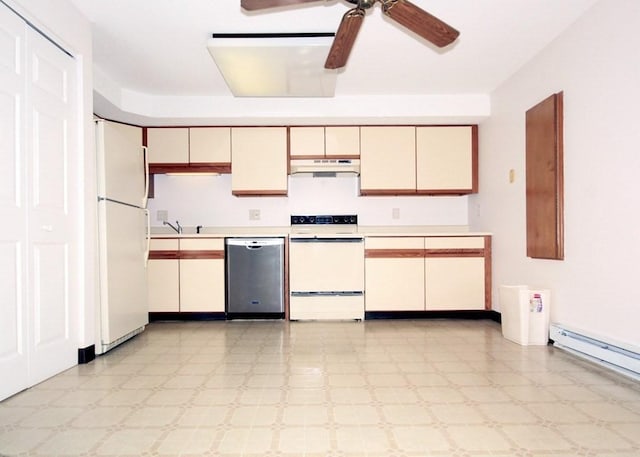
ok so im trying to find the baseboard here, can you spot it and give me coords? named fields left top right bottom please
left=78, top=345, right=95, bottom=364
left=149, top=312, right=226, bottom=322
left=365, top=310, right=501, bottom=321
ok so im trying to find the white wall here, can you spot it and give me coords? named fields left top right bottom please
left=5, top=0, right=96, bottom=348
left=470, top=0, right=640, bottom=347
left=148, top=174, right=469, bottom=229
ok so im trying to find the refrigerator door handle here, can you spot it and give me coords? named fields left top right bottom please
left=144, top=209, right=150, bottom=266
left=142, top=146, right=149, bottom=208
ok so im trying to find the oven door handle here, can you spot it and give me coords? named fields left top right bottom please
left=290, top=237, right=363, bottom=243
left=291, top=291, right=364, bottom=297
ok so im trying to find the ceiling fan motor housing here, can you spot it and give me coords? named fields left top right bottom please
left=346, top=0, right=377, bottom=9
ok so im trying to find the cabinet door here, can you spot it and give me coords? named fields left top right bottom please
left=147, top=128, right=189, bottom=164
left=425, top=258, right=485, bottom=310
left=365, top=237, right=424, bottom=311
left=179, top=238, right=225, bottom=312
left=231, top=127, right=288, bottom=195
left=325, top=126, right=360, bottom=157
left=289, top=126, right=325, bottom=158
left=147, top=259, right=179, bottom=312
left=189, top=127, right=231, bottom=164
left=416, top=126, right=475, bottom=193
left=180, top=259, right=225, bottom=312
left=360, top=126, right=416, bottom=194
left=424, top=237, right=485, bottom=310
left=148, top=239, right=179, bottom=312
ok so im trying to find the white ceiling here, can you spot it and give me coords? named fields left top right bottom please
left=69, top=0, right=598, bottom=124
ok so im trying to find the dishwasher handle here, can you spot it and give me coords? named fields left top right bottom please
left=225, top=238, right=285, bottom=248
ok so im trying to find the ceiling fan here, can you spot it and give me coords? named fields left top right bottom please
left=240, top=0, right=459, bottom=69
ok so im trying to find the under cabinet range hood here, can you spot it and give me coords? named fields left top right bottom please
left=290, top=158, right=360, bottom=177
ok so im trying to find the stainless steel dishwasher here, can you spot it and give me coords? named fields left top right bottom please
left=225, top=238, right=285, bottom=319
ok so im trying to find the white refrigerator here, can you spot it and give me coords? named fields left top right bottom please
left=95, top=119, right=150, bottom=354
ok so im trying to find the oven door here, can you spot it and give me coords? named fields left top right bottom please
left=289, top=237, right=364, bottom=320
left=289, top=237, right=364, bottom=292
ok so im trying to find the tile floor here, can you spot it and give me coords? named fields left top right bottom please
left=1, top=319, right=640, bottom=457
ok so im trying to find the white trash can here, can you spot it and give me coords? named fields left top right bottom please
left=499, top=285, right=550, bottom=345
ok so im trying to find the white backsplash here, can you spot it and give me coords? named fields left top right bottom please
left=147, top=174, right=469, bottom=228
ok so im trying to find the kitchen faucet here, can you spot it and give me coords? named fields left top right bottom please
left=163, top=220, right=182, bottom=234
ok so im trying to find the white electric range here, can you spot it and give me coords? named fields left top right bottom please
left=289, top=215, right=364, bottom=320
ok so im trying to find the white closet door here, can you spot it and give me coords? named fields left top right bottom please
left=26, top=23, right=79, bottom=385
left=0, top=5, right=80, bottom=399
left=0, top=3, right=29, bottom=401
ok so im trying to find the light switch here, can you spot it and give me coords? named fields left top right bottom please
left=392, top=208, right=400, bottom=219
left=157, top=210, right=168, bottom=222
left=509, top=169, right=515, bottom=183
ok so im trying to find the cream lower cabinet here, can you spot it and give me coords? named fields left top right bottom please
left=148, top=237, right=225, bottom=313
left=365, top=237, right=425, bottom=311
left=148, top=239, right=180, bottom=312
left=365, top=235, right=490, bottom=312
left=179, top=239, right=225, bottom=312
left=425, top=237, right=487, bottom=310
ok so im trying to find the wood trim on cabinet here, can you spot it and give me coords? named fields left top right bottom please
left=415, top=189, right=474, bottom=196
left=471, top=124, right=479, bottom=193
left=484, top=235, right=492, bottom=310
left=360, top=189, right=418, bottom=196
left=149, top=250, right=180, bottom=260
left=149, top=163, right=231, bottom=174
left=289, top=154, right=360, bottom=160
left=149, top=250, right=224, bottom=260
left=179, top=251, right=224, bottom=260
left=232, top=189, right=288, bottom=197
left=365, top=249, right=424, bottom=258
left=424, top=248, right=485, bottom=258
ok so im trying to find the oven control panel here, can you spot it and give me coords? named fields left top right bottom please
left=291, top=215, right=358, bottom=225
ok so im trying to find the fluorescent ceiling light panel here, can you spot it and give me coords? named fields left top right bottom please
left=207, top=33, right=337, bottom=97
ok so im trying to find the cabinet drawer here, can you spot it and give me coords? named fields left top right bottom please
left=365, top=237, right=424, bottom=249
left=425, top=237, right=485, bottom=249
left=150, top=238, right=179, bottom=250
left=180, top=238, right=224, bottom=251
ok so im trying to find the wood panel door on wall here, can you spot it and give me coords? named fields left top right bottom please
left=526, top=92, right=564, bottom=260
left=0, top=5, right=80, bottom=400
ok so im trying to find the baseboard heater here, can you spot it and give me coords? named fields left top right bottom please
left=550, top=323, right=640, bottom=380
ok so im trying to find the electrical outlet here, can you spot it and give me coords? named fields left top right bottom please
left=157, top=210, right=168, bottom=222
left=249, top=209, right=260, bottom=221
left=392, top=208, right=400, bottom=220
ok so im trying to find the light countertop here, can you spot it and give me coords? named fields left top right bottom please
left=150, top=225, right=491, bottom=238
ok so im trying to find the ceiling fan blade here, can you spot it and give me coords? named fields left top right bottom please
left=241, top=0, right=324, bottom=11
left=324, top=8, right=365, bottom=69
left=381, top=0, right=459, bottom=47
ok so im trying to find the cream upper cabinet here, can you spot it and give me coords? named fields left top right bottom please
left=365, top=237, right=425, bottom=311
left=179, top=238, right=225, bottom=313
left=147, top=128, right=189, bottom=164
left=231, top=127, right=288, bottom=196
left=360, top=126, right=416, bottom=194
left=425, top=237, right=486, bottom=311
left=289, top=127, right=325, bottom=157
left=189, top=127, right=231, bottom=164
left=325, top=126, right=360, bottom=157
left=416, top=126, right=476, bottom=193
left=290, top=126, right=360, bottom=158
